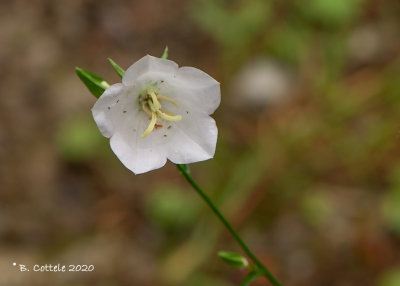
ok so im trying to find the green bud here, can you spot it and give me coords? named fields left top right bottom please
left=218, top=251, right=249, bottom=268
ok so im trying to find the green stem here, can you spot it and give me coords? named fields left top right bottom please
left=176, top=164, right=281, bottom=286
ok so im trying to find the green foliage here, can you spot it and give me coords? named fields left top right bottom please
left=56, top=115, right=105, bottom=162
left=382, top=166, right=400, bottom=235
left=268, top=23, right=310, bottom=65
left=379, top=268, right=400, bottom=286
left=188, top=273, right=231, bottom=286
left=146, top=185, right=200, bottom=229
left=192, top=0, right=270, bottom=48
left=75, top=67, right=109, bottom=98
left=301, top=192, right=333, bottom=227
left=297, top=0, right=366, bottom=26
left=217, top=251, right=249, bottom=268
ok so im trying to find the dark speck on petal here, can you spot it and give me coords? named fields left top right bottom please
left=107, top=106, right=110, bottom=110
left=123, top=110, right=127, bottom=113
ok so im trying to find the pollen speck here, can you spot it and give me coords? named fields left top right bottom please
left=155, top=124, right=163, bottom=130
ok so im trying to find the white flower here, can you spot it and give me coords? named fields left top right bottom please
left=92, top=55, right=221, bottom=174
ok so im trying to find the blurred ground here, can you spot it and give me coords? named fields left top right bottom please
left=1, top=0, right=400, bottom=285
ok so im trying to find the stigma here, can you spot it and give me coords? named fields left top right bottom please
left=140, top=89, right=182, bottom=138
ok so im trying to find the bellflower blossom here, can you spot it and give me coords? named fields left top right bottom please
left=92, top=55, right=221, bottom=174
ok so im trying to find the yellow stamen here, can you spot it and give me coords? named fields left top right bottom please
left=156, top=110, right=182, bottom=121
left=141, top=112, right=157, bottom=138
left=142, top=104, right=152, bottom=117
left=157, top=95, right=179, bottom=107
left=139, top=89, right=182, bottom=138
left=148, top=90, right=161, bottom=110
left=148, top=100, right=159, bottom=112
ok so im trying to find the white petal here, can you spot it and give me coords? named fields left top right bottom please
left=165, top=111, right=218, bottom=164
left=91, top=83, right=125, bottom=138
left=109, top=113, right=169, bottom=174
left=176, top=66, right=221, bottom=115
left=122, top=55, right=178, bottom=86
left=110, top=133, right=167, bottom=175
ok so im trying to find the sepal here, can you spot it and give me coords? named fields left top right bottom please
left=108, top=58, right=125, bottom=78
left=161, top=46, right=169, bottom=59
left=75, top=67, right=109, bottom=98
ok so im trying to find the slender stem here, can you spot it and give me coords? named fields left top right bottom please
left=176, top=164, right=282, bottom=286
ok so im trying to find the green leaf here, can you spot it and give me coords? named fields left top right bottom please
left=239, top=270, right=263, bottom=286
left=108, top=58, right=125, bottom=78
left=75, top=67, right=109, bottom=98
left=161, top=46, right=169, bottom=59
left=218, top=251, right=249, bottom=268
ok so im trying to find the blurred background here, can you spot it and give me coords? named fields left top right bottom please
left=1, top=0, right=400, bottom=285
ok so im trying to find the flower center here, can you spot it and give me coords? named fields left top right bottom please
left=140, top=89, right=182, bottom=138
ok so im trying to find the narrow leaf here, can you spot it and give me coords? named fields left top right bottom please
left=218, top=251, right=249, bottom=268
left=161, top=46, right=169, bottom=59
left=75, top=67, right=109, bottom=98
left=108, top=58, right=125, bottom=78
left=239, top=270, right=263, bottom=286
